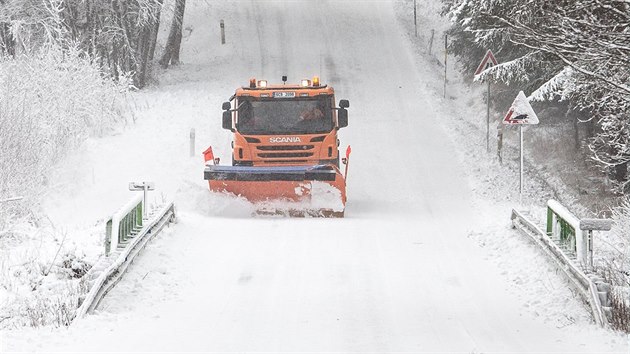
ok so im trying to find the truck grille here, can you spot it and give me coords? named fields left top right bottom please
left=263, top=160, right=308, bottom=164
left=256, top=145, right=314, bottom=151
left=255, top=144, right=316, bottom=163
left=258, top=152, right=314, bottom=158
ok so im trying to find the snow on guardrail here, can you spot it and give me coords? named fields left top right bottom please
left=510, top=209, right=609, bottom=328
left=73, top=201, right=176, bottom=323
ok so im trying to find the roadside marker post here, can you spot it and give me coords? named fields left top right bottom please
left=220, top=20, right=225, bottom=44
left=474, top=49, right=499, bottom=152
left=502, top=91, right=539, bottom=195
left=413, top=0, right=417, bottom=37
left=190, top=128, right=196, bottom=157
left=443, top=35, right=448, bottom=98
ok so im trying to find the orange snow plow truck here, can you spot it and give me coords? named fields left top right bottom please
left=203, top=76, right=351, bottom=217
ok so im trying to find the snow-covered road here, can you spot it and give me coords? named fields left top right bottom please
left=3, top=0, right=627, bottom=352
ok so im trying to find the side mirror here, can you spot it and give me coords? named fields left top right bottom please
left=338, top=108, right=348, bottom=128
left=222, top=101, right=231, bottom=110
left=222, top=111, right=233, bottom=130
left=339, top=99, right=349, bottom=109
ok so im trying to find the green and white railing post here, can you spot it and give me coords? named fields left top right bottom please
left=546, top=200, right=612, bottom=271
left=105, top=195, right=143, bottom=256
left=104, top=182, right=156, bottom=255
left=546, top=200, right=586, bottom=267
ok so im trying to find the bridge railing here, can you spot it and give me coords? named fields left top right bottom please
left=511, top=206, right=610, bottom=328
left=75, top=198, right=176, bottom=323
left=105, top=195, right=143, bottom=255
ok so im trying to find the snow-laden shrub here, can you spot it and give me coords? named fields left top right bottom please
left=0, top=47, right=128, bottom=221
left=608, top=286, right=629, bottom=332
left=600, top=200, right=630, bottom=331
left=0, top=46, right=129, bottom=329
left=5, top=280, right=86, bottom=328
left=0, top=240, right=92, bottom=329
left=605, top=201, right=630, bottom=288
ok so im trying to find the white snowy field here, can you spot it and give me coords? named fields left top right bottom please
left=2, top=0, right=629, bottom=352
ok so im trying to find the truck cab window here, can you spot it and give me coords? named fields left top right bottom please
left=236, top=96, right=333, bottom=135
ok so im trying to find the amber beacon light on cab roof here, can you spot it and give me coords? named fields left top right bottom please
left=203, top=76, right=351, bottom=217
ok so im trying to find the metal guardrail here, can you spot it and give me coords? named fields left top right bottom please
left=73, top=202, right=176, bottom=323
left=511, top=209, right=608, bottom=328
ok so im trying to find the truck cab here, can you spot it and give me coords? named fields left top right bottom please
left=222, top=77, right=349, bottom=167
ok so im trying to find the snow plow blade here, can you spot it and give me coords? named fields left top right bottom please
left=204, top=164, right=346, bottom=217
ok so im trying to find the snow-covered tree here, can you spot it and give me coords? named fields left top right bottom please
left=159, top=0, right=185, bottom=68
left=442, top=0, right=565, bottom=95
left=0, top=0, right=66, bottom=53
left=0, top=0, right=165, bottom=88
left=59, top=0, right=164, bottom=88
left=443, top=0, right=630, bottom=189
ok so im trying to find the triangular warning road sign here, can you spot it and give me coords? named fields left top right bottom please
left=503, top=91, right=539, bottom=125
left=474, top=49, right=498, bottom=76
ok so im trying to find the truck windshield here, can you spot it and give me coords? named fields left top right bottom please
left=236, top=96, right=334, bottom=135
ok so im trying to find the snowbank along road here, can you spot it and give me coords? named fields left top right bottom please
left=2, top=0, right=627, bottom=352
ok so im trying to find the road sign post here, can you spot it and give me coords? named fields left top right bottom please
left=487, top=79, right=491, bottom=151
left=497, top=124, right=503, bottom=164
left=129, top=182, right=155, bottom=219
left=579, top=218, right=612, bottom=271
left=520, top=125, right=524, bottom=193
left=502, top=91, right=539, bottom=195
left=474, top=49, right=499, bottom=153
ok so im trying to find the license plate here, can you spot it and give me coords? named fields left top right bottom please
left=273, top=91, right=295, bottom=98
